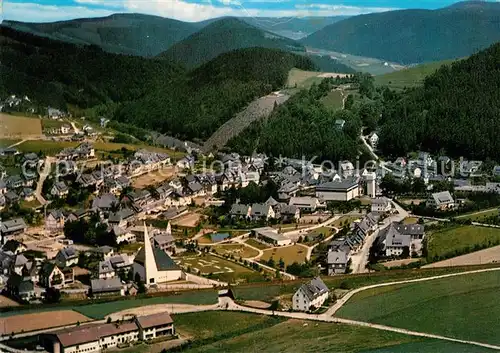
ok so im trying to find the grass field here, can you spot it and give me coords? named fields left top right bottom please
left=0, top=139, right=20, bottom=148
left=180, top=318, right=428, bottom=353
left=336, top=270, right=500, bottom=345
left=41, top=119, right=66, bottom=131
left=333, top=215, right=360, bottom=227
left=365, top=340, right=495, bottom=353
left=0, top=113, right=42, bottom=137
left=287, top=68, right=348, bottom=89
left=456, top=208, right=499, bottom=222
left=245, top=239, right=271, bottom=250
left=320, top=90, right=344, bottom=110
left=402, top=217, right=419, bottom=224
left=16, top=140, right=78, bottom=154
left=212, top=244, right=259, bottom=259
left=426, top=225, right=500, bottom=261
left=260, top=245, right=307, bottom=266
left=176, top=253, right=262, bottom=283
left=374, top=59, right=456, bottom=89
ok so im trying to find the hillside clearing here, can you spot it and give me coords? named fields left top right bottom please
left=287, top=68, right=348, bottom=89
left=320, top=90, right=344, bottom=110
left=336, top=270, right=500, bottom=345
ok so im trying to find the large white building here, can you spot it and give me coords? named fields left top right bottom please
left=251, top=227, right=291, bottom=247
left=292, top=277, right=329, bottom=312
left=133, top=224, right=184, bottom=286
left=44, top=313, right=174, bottom=353
left=315, top=177, right=361, bottom=201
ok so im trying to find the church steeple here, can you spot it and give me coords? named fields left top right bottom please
left=166, top=222, right=172, bottom=236
left=143, top=223, right=157, bottom=286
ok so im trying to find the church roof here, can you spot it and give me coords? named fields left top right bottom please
left=134, top=247, right=179, bottom=271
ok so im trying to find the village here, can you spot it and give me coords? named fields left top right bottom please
left=2, top=104, right=500, bottom=352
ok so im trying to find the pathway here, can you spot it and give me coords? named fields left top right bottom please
left=70, top=121, right=81, bottom=134
left=305, top=228, right=339, bottom=261
left=7, top=139, right=27, bottom=148
left=34, top=156, right=54, bottom=205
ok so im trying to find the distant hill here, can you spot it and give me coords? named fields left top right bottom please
left=158, top=17, right=306, bottom=68
left=0, top=25, right=182, bottom=108
left=3, top=13, right=202, bottom=57
left=378, top=41, right=500, bottom=161
left=242, top=16, right=348, bottom=39
left=301, top=1, right=500, bottom=64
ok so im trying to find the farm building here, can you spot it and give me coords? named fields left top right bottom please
left=251, top=227, right=291, bottom=246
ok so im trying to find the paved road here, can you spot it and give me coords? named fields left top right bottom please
left=34, top=156, right=55, bottom=205
left=350, top=200, right=409, bottom=274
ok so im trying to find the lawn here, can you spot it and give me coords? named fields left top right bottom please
left=426, top=225, right=500, bottom=261
left=175, top=253, right=264, bottom=284
left=180, top=318, right=428, bottom=353
left=336, top=270, right=500, bottom=345
left=118, top=242, right=143, bottom=254
left=260, top=245, right=307, bottom=266
left=332, top=215, right=360, bottom=227
left=0, top=139, right=20, bottom=148
left=320, top=90, right=344, bottom=110
left=374, top=59, right=456, bottom=90
left=211, top=244, right=259, bottom=259
left=365, top=339, right=495, bottom=353
left=402, top=217, right=418, bottom=224
left=20, top=199, right=42, bottom=209
left=245, top=239, right=271, bottom=250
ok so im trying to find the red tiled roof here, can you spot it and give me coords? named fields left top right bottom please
left=55, top=322, right=137, bottom=347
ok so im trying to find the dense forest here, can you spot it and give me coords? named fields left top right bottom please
left=301, top=1, right=500, bottom=64
left=227, top=77, right=363, bottom=162
left=377, top=41, right=500, bottom=161
left=0, top=25, right=182, bottom=108
left=116, top=48, right=316, bottom=140
left=158, top=18, right=306, bottom=69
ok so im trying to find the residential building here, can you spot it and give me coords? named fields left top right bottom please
left=251, top=227, right=291, bottom=246
left=335, top=119, right=345, bottom=130
left=427, top=191, right=455, bottom=210
left=368, top=132, right=379, bottom=147
left=1, top=218, right=27, bottom=242
left=379, top=223, right=426, bottom=257
left=292, top=277, right=329, bottom=312
left=230, top=204, right=251, bottom=219
left=327, top=244, right=351, bottom=275
left=315, top=178, right=361, bottom=201
left=152, top=233, right=175, bottom=255
left=40, top=262, right=65, bottom=288
left=133, top=225, right=183, bottom=286
left=275, top=204, right=300, bottom=222
left=371, top=197, right=392, bottom=213
left=20, top=188, right=34, bottom=201
left=55, top=247, right=79, bottom=268
left=98, top=260, right=116, bottom=279
left=113, top=226, right=137, bottom=244
left=4, top=190, right=19, bottom=204
left=45, top=209, right=68, bottom=232
left=108, top=208, right=135, bottom=228
left=340, top=161, right=355, bottom=178
left=3, top=239, right=27, bottom=254
left=289, top=197, right=325, bottom=212
left=92, top=193, right=119, bottom=213
left=51, top=181, right=69, bottom=198
left=250, top=203, right=275, bottom=221
left=90, top=278, right=124, bottom=297
left=136, top=312, right=175, bottom=340
left=6, top=274, right=35, bottom=302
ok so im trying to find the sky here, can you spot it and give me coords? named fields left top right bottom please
left=0, top=0, right=491, bottom=23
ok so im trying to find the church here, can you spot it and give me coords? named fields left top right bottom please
left=133, top=224, right=184, bottom=286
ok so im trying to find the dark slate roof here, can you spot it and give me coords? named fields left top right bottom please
left=135, top=247, right=180, bottom=271
left=40, top=262, right=58, bottom=277
left=59, top=247, right=77, bottom=260
left=298, top=277, right=329, bottom=301
left=316, top=177, right=359, bottom=192
left=1, top=218, right=27, bottom=233
left=91, top=278, right=122, bottom=293
left=230, top=204, right=249, bottom=215
left=108, top=208, right=135, bottom=223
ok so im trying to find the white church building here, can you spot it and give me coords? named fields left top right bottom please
left=133, top=224, right=184, bottom=286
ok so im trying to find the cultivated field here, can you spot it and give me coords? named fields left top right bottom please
left=179, top=318, right=428, bottom=353
left=0, top=113, right=42, bottom=138
left=426, top=225, right=500, bottom=261
left=0, top=310, right=90, bottom=334
left=260, top=244, right=307, bottom=266
left=456, top=208, right=499, bottom=222
left=374, top=59, right=456, bottom=89
left=212, top=244, right=259, bottom=259
left=336, top=270, right=500, bottom=345
left=171, top=212, right=204, bottom=227
left=132, top=167, right=175, bottom=188
left=16, top=140, right=78, bottom=155
left=424, top=244, right=500, bottom=268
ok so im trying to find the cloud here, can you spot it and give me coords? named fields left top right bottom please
left=2, top=2, right=115, bottom=22
left=295, top=3, right=397, bottom=15
left=73, top=0, right=125, bottom=8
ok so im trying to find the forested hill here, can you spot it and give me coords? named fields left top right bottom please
left=0, top=25, right=183, bottom=108
left=301, top=1, right=500, bottom=64
left=3, top=14, right=202, bottom=57
left=158, top=17, right=306, bottom=68
left=116, top=48, right=316, bottom=140
left=378, top=41, right=500, bottom=161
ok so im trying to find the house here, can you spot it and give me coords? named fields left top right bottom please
left=327, top=244, right=351, bottom=275
left=368, top=132, right=379, bottom=147
left=109, top=254, right=134, bottom=273
left=1, top=218, right=27, bottom=242
left=51, top=181, right=69, bottom=198
left=23, top=152, right=40, bottom=168
left=98, top=260, right=116, bottom=279
left=6, top=274, right=35, bottom=302
left=250, top=203, right=275, bottom=221
left=67, top=209, right=88, bottom=222
left=276, top=204, right=300, bottom=222
left=44, top=313, right=175, bottom=353
left=55, top=247, right=79, bottom=268
left=292, top=277, right=329, bottom=312
left=335, top=119, right=345, bottom=130
left=371, top=197, right=392, bottom=213
left=0, top=179, right=7, bottom=194
left=77, top=173, right=97, bottom=187
left=176, top=155, right=195, bottom=170
left=60, top=124, right=71, bottom=134
left=251, top=227, right=291, bottom=246
left=90, top=278, right=124, bottom=297
left=4, top=190, right=19, bottom=204
left=0, top=194, right=5, bottom=210
left=20, top=187, right=34, bottom=201
left=108, top=208, right=135, bottom=228
left=12, top=254, right=29, bottom=275
left=92, top=193, right=119, bottom=213
left=133, top=225, right=183, bottom=286
left=3, top=239, right=27, bottom=254
left=289, top=197, right=325, bottom=212
left=379, top=223, right=425, bottom=257
left=113, top=226, right=137, bottom=244
left=427, top=191, right=454, bottom=210
left=316, top=177, right=361, bottom=201
left=45, top=209, right=68, bottom=232
left=6, top=174, right=23, bottom=189
left=340, top=161, right=355, bottom=178
left=40, top=262, right=65, bottom=288
left=152, top=233, right=175, bottom=255
left=96, top=246, right=114, bottom=259
left=352, top=213, right=380, bottom=248
left=230, top=204, right=251, bottom=219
